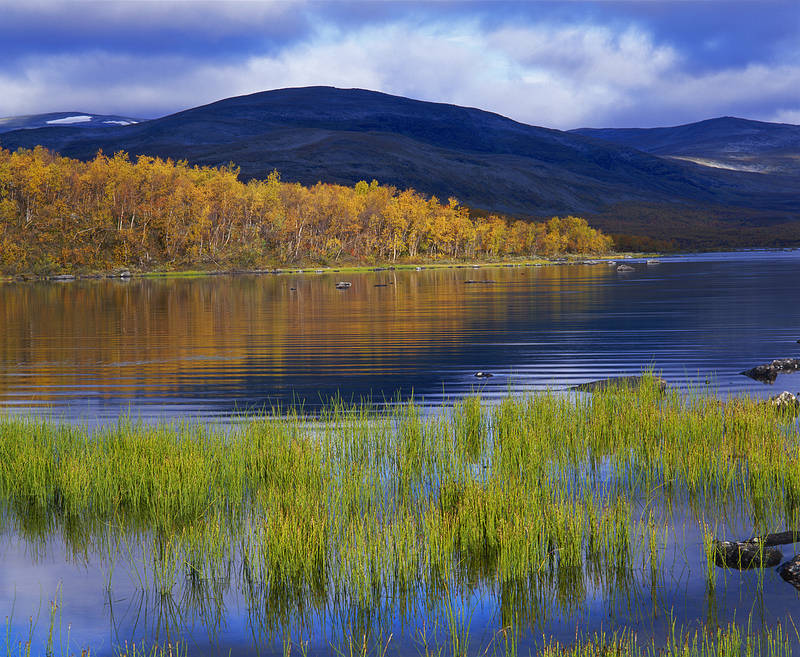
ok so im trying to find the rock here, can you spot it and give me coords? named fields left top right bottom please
left=474, top=372, right=494, bottom=378
left=49, top=274, right=75, bottom=281
left=778, top=555, right=800, bottom=589
left=335, top=281, right=352, bottom=289
left=713, top=540, right=783, bottom=569
left=741, top=358, right=800, bottom=384
left=769, top=390, right=799, bottom=406
left=767, top=391, right=800, bottom=415
left=646, top=259, right=660, bottom=265
left=573, top=375, right=668, bottom=393
left=616, top=264, right=635, bottom=272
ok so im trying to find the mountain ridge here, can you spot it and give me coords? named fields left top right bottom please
left=571, top=116, right=800, bottom=175
left=1, top=87, right=797, bottom=232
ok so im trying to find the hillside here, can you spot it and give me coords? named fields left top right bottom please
left=572, top=117, right=800, bottom=176
left=0, top=88, right=798, bottom=246
left=0, top=112, right=142, bottom=133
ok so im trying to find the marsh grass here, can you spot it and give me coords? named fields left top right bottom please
left=1, top=374, right=799, bottom=655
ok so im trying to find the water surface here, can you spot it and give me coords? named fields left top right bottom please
left=2, top=251, right=800, bottom=656
left=1, top=250, right=799, bottom=422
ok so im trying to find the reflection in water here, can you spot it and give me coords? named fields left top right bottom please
left=2, top=251, right=800, bottom=422
left=2, top=251, right=800, bottom=655
left=2, top=507, right=798, bottom=657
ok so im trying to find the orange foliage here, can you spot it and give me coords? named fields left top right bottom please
left=0, top=147, right=613, bottom=273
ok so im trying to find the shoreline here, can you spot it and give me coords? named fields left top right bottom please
left=0, top=253, right=659, bottom=284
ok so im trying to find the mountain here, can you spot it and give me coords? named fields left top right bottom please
left=0, top=112, right=142, bottom=134
left=0, top=88, right=797, bottom=245
left=572, top=117, right=800, bottom=176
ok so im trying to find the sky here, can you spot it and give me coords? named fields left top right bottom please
left=1, top=0, right=798, bottom=129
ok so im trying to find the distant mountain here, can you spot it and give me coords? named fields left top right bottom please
left=572, top=117, right=800, bottom=176
left=0, top=88, right=797, bottom=240
left=0, top=112, right=142, bottom=134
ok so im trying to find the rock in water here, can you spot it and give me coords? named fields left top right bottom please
left=474, top=372, right=494, bottom=378
left=335, top=281, right=352, bottom=289
left=714, top=540, right=783, bottom=569
left=741, top=358, right=800, bottom=384
left=616, top=264, right=635, bottom=272
left=778, top=555, right=800, bottom=589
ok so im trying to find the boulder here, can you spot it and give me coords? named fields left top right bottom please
left=616, top=264, right=635, bottom=272
left=767, top=391, right=800, bottom=414
left=741, top=358, right=800, bottom=384
left=713, top=540, right=783, bottom=569
left=335, top=281, right=352, bottom=289
left=778, top=555, right=800, bottom=589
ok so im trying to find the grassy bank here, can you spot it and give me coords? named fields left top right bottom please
left=1, top=377, right=798, bottom=654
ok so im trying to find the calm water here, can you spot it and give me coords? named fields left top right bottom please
left=2, top=250, right=800, bottom=656
left=1, top=250, right=799, bottom=422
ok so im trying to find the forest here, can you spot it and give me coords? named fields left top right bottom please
left=0, top=147, right=613, bottom=274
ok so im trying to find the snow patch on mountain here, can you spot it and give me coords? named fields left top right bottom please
left=46, top=115, right=93, bottom=125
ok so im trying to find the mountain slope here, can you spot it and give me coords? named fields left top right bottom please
left=0, top=112, right=142, bottom=133
left=572, top=117, right=800, bottom=175
left=0, top=88, right=797, bottom=220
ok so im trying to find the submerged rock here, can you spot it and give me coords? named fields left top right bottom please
left=741, top=358, right=800, bottom=384
left=778, top=555, right=800, bottom=589
left=573, top=375, right=667, bottom=393
left=714, top=540, right=783, bottom=569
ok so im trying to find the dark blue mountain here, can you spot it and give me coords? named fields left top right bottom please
left=1, top=88, right=797, bottom=220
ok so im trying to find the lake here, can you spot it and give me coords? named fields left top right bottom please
left=1, top=250, right=800, bottom=657
left=1, top=250, right=799, bottom=423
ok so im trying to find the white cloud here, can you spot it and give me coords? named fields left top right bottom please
left=0, top=18, right=797, bottom=129
left=770, top=109, right=800, bottom=125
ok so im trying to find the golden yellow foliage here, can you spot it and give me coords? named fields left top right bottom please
left=0, top=148, right=613, bottom=273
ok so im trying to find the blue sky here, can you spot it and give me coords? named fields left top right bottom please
left=1, top=1, right=798, bottom=128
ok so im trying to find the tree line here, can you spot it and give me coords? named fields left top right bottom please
left=0, top=147, right=613, bottom=273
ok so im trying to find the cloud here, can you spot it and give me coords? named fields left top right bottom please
left=0, top=2, right=797, bottom=128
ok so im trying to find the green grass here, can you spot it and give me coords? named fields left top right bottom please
left=1, top=375, right=798, bottom=655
